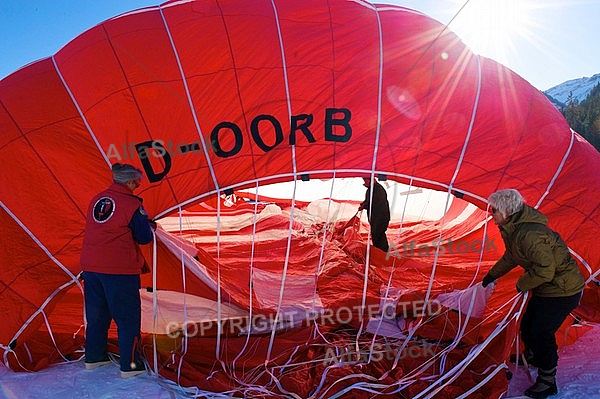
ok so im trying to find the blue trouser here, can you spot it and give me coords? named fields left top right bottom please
left=520, top=292, right=581, bottom=370
left=83, top=271, right=142, bottom=371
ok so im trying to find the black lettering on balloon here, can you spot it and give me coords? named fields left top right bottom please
left=325, top=108, right=352, bottom=142
left=251, top=114, right=284, bottom=152
left=135, top=140, right=172, bottom=183
left=211, top=122, right=243, bottom=158
left=289, top=114, right=316, bottom=145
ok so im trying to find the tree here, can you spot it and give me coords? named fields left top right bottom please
left=561, top=84, right=600, bottom=152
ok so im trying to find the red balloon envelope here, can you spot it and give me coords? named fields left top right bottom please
left=1, top=0, right=599, bottom=397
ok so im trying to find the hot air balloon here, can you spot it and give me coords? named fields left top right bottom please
left=1, top=0, right=598, bottom=397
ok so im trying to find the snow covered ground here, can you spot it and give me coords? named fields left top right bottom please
left=504, top=324, right=600, bottom=399
left=1, top=325, right=599, bottom=399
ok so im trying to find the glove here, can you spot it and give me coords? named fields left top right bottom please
left=482, top=274, right=495, bottom=288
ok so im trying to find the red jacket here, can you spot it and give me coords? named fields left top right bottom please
left=81, top=183, right=150, bottom=274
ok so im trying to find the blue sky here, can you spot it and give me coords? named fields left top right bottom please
left=1, top=0, right=599, bottom=90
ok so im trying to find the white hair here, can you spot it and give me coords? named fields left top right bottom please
left=488, top=189, right=525, bottom=218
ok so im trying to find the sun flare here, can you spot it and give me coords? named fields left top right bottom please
left=450, top=0, right=534, bottom=62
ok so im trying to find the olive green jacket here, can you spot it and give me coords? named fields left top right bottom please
left=487, top=205, right=585, bottom=297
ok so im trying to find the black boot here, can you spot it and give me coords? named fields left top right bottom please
left=524, top=367, right=558, bottom=399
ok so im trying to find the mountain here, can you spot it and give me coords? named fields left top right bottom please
left=544, top=73, right=600, bottom=108
left=543, top=74, right=600, bottom=151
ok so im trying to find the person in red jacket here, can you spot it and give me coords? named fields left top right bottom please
left=80, top=163, right=154, bottom=378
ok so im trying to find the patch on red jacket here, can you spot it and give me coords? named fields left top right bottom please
left=93, top=197, right=115, bottom=223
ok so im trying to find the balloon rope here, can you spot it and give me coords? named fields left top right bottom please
left=356, top=1, right=385, bottom=353
left=174, top=205, right=191, bottom=381
left=151, top=226, right=159, bottom=376
left=413, top=292, right=527, bottom=398
left=230, top=181, right=260, bottom=376
left=51, top=55, right=111, bottom=167
left=265, top=0, right=302, bottom=366
left=535, top=128, right=574, bottom=209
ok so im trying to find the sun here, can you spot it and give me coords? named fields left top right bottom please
left=450, top=0, right=535, bottom=63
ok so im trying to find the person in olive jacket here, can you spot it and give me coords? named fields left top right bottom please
left=481, top=189, right=585, bottom=399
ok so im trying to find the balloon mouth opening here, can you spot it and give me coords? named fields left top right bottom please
left=157, top=176, right=480, bottom=226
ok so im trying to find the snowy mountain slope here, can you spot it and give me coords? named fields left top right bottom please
left=544, top=73, right=600, bottom=108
